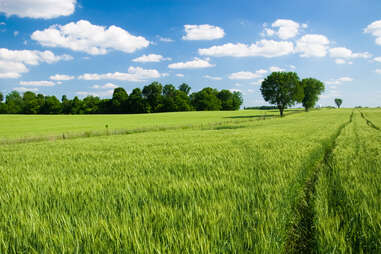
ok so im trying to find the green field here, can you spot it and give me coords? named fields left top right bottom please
left=0, top=109, right=380, bottom=253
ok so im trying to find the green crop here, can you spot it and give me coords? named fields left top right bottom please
left=0, top=109, right=379, bottom=253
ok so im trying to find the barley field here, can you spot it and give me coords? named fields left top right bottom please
left=0, top=109, right=380, bottom=253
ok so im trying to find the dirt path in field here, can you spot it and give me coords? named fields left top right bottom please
left=284, top=112, right=353, bottom=254
left=359, top=111, right=380, bottom=131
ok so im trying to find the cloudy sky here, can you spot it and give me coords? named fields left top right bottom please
left=0, top=0, right=381, bottom=107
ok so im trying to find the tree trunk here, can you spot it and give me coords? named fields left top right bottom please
left=278, top=106, right=284, bottom=117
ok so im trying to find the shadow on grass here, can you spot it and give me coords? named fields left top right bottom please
left=225, top=114, right=278, bottom=119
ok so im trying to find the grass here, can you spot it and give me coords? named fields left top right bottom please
left=0, top=108, right=379, bottom=253
left=0, top=109, right=299, bottom=139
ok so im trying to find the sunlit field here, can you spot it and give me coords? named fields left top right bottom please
left=0, top=109, right=379, bottom=253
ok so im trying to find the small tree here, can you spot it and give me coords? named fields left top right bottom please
left=260, top=72, right=303, bottom=117
left=334, top=98, right=343, bottom=108
left=301, top=78, right=325, bottom=111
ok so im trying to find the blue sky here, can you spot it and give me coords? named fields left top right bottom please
left=0, top=0, right=381, bottom=107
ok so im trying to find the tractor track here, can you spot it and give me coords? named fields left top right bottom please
left=360, top=111, right=380, bottom=131
left=285, top=111, right=353, bottom=254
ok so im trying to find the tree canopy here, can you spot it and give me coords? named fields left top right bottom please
left=260, top=72, right=304, bottom=117
left=0, top=82, right=243, bottom=114
left=301, top=78, right=325, bottom=111
left=334, top=98, right=343, bottom=108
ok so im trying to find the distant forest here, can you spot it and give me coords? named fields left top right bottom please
left=0, top=82, right=243, bottom=114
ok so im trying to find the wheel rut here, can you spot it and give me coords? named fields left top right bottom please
left=360, top=111, right=380, bottom=131
left=284, top=112, right=353, bottom=254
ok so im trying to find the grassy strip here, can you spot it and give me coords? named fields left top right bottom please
left=0, top=111, right=306, bottom=145
left=284, top=112, right=353, bottom=253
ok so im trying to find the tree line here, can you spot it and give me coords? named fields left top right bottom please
left=0, top=82, right=243, bottom=114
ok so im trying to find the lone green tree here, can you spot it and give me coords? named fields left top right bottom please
left=301, top=78, right=325, bottom=111
left=260, top=72, right=303, bottom=117
left=334, top=98, right=343, bottom=108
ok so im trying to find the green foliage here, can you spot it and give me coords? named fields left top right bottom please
left=191, top=87, right=222, bottom=111
left=178, top=83, right=191, bottom=95
left=301, top=78, right=325, bottom=111
left=5, top=91, right=23, bottom=114
left=0, top=83, right=243, bottom=115
left=335, top=98, right=343, bottom=108
left=112, top=87, right=128, bottom=113
left=260, top=72, right=303, bottom=117
left=143, top=81, right=163, bottom=112
left=0, top=92, right=3, bottom=102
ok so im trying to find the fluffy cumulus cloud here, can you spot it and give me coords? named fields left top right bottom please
left=132, top=54, right=171, bottom=63
left=295, top=34, right=330, bottom=57
left=0, top=48, right=72, bottom=79
left=78, top=67, right=162, bottom=82
left=182, top=24, right=225, bottom=40
left=374, top=57, right=381, bottom=62
left=364, top=20, right=381, bottom=45
left=325, top=77, right=353, bottom=85
left=92, top=83, right=118, bottom=89
left=264, top=19, right=304, bottom=40
left=269, top=66, right=285, bottom=72
left=31, top=20, right=150, bottom=55
left=329, top=47, right=371, bottom=64
left=14, top=87, right=39, bottom=92
left=49, top=74, right=74, bottom=81
left=204, top=75, right=222, bottom=80
left=229, top=69, right=267, bottom=80
left=19, top=80, right=56, bottom=87
left=0, top=0, right=76, bottom=19
left=168, top=58, right=214, bottom=69
left=199, top=40, right=294, bottom=58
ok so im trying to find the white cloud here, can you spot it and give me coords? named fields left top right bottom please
left=31, top=20, right=149, bottom=55
left=229, top=69, right=267, bottom=80
left=19, top=80, right=55, bottom=87
left=92, top=83, right=117, bottom=89
left=270, top=19, right=301, bottom=40
left=0, top=48, right=72, bottom=65
left=376, top=69, right=381, bottom=74
left=158, top=36, right=173, bottom=42
left=182, top=24, right=225, bottom=40
left=364, top=20, right=381, bottom=45
left=295, top=34, right=330, bottom=57
left=0, top=60, right=28, bottom=78
left=49, top=74, right=74, bottom=81
left=76, top=89, right=114, bottom=97
left=289, top=64, right=296, bottom=69
left=13, top=31, right=19, bottom=36
left=78, top=66, right=162, bottom=82
left=0, top=0, right=76, bottom=19
left=14, top=87, right=39, bottom=92
left=0, top=48, right=72, bottom=79
left=204, top=75, right=222, bottom=80
left=335, top=59, right=346, bottom=64
left=325, top=77, right=353, bottom=85
left=199, top=40, right=294, bottom=58
left=269, top=66, right=284, bottom=72
left=329, top=47, right=371, bottom=60
left=132, top=54, right=171, bottom=63
left=176, top=73, right=184, bottom=77
left=168, top=57, right=214, bottom=69
left=374, top=57, right=381, bottom=62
